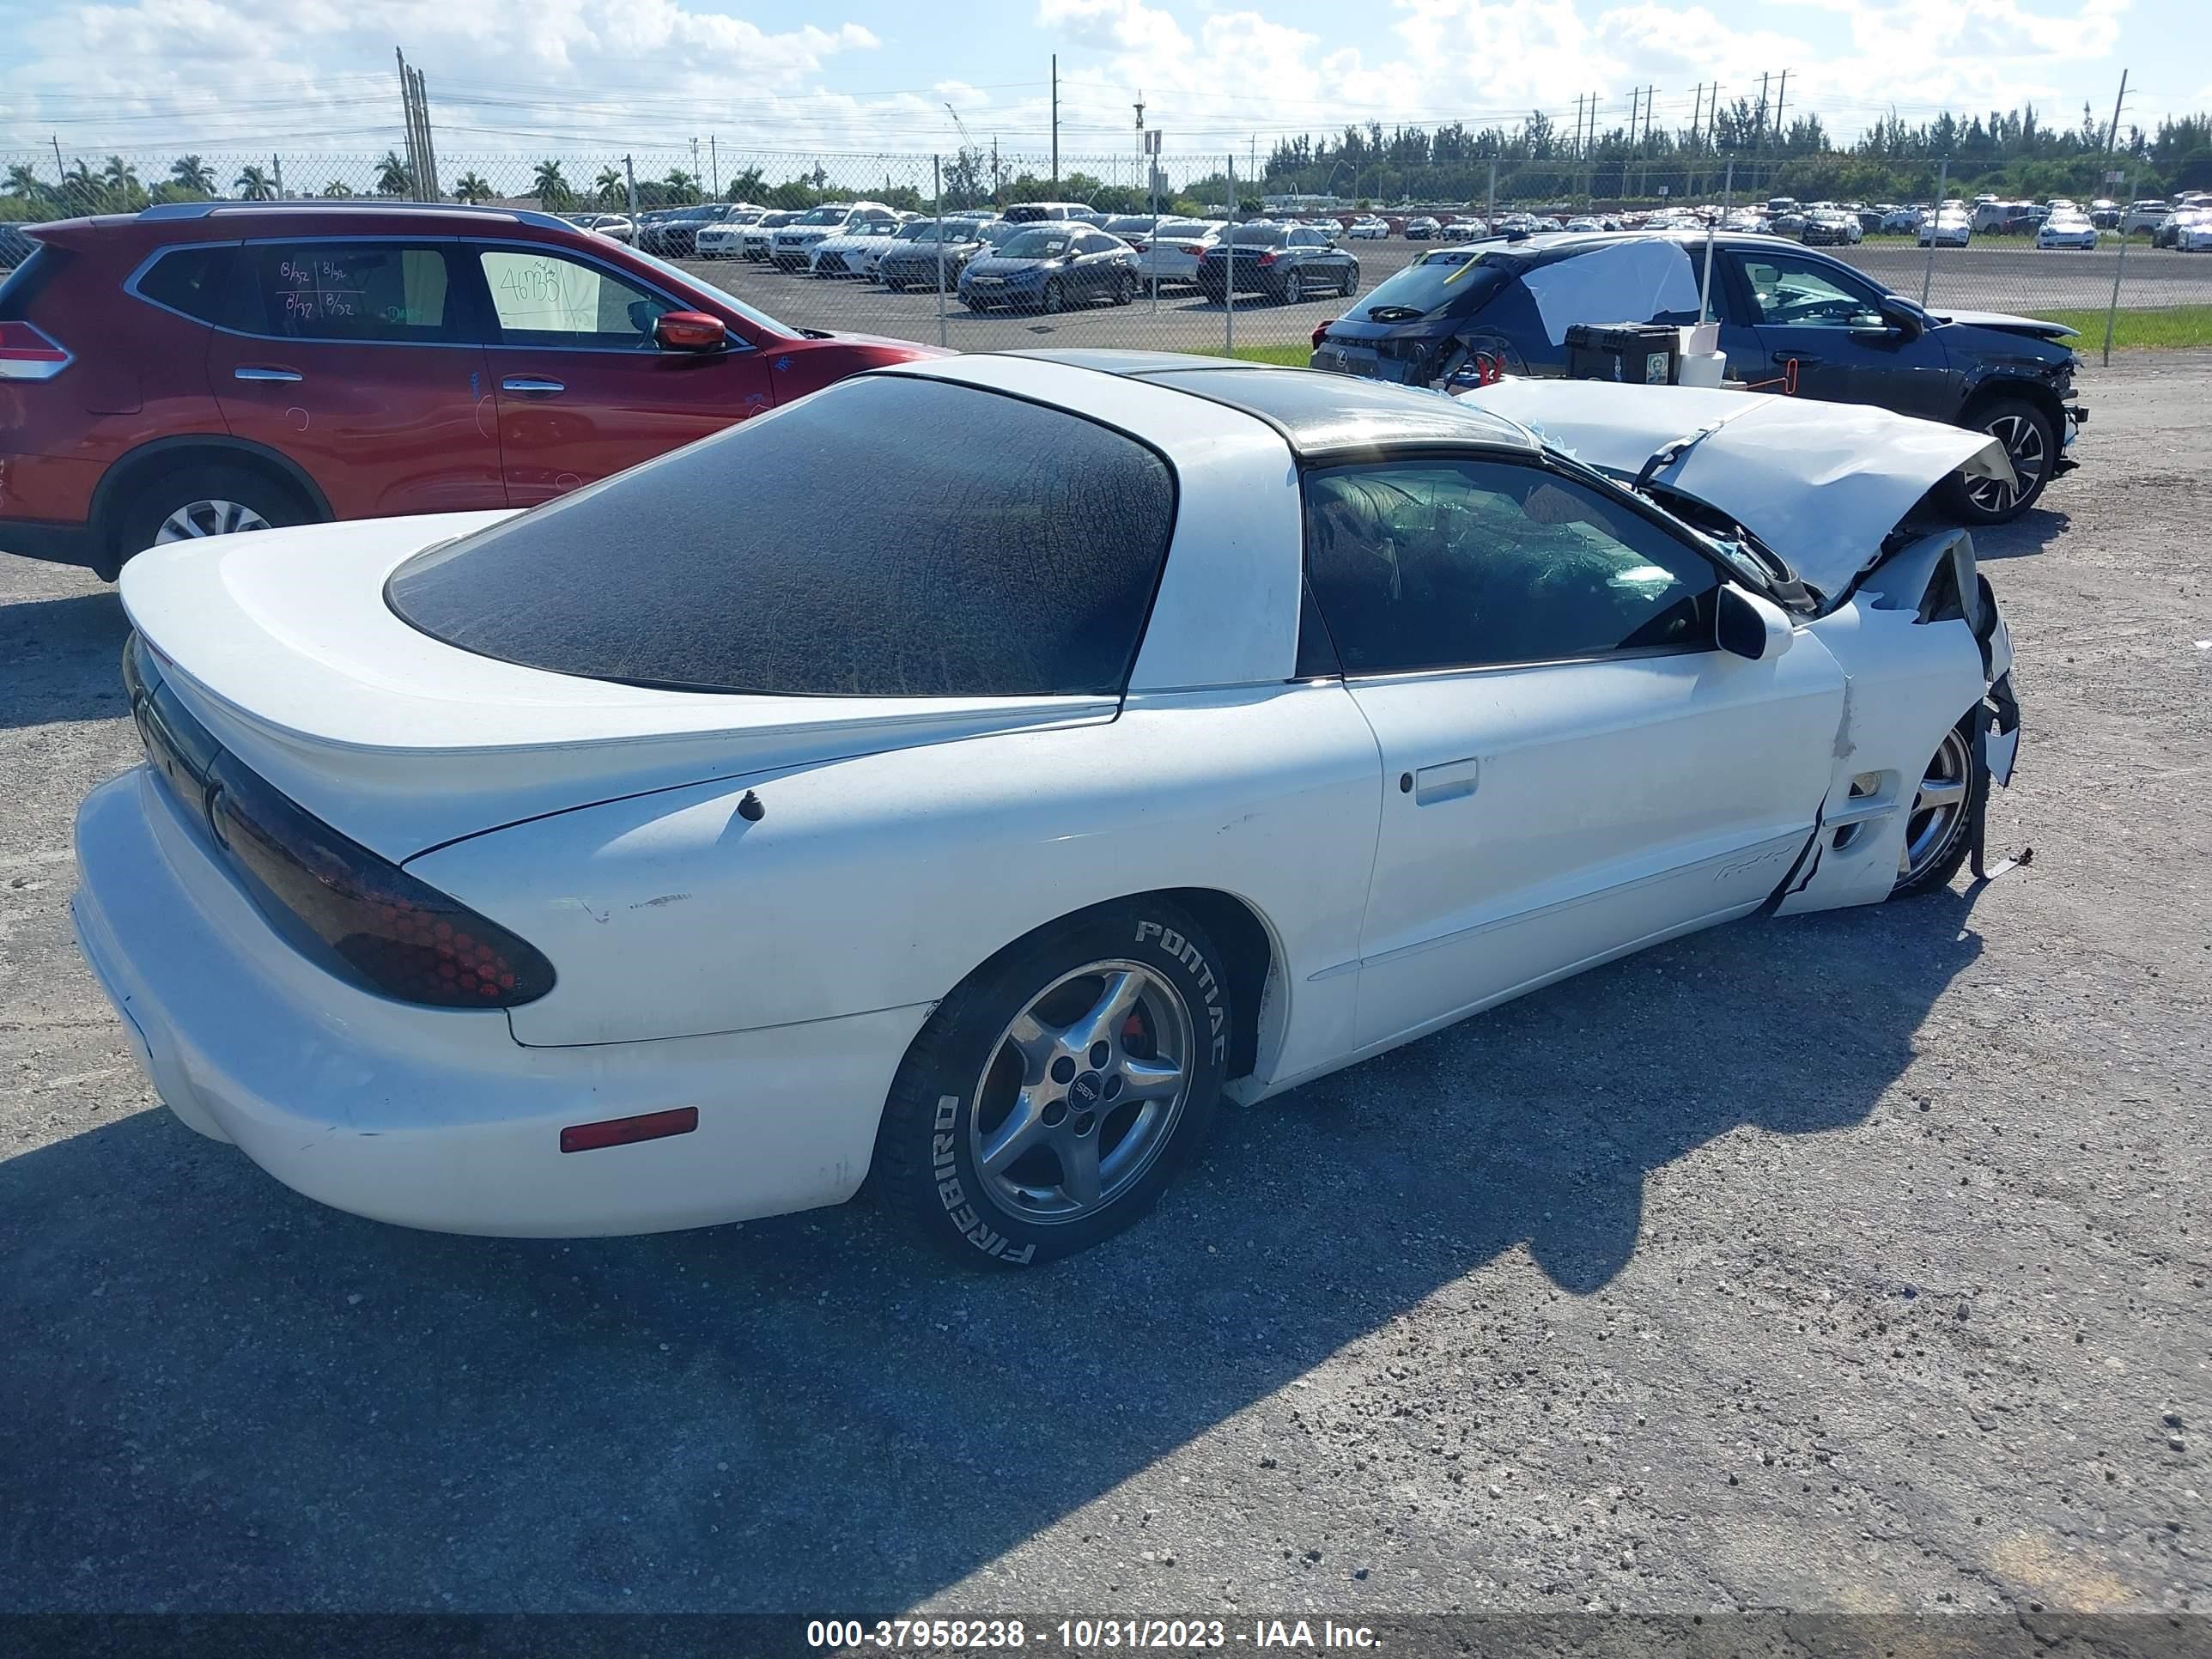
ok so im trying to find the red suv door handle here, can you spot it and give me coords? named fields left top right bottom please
left=233, top=365, right=303, bottom=383
left=501, top=377, right=565, bottom=398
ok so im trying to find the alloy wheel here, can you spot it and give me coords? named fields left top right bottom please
left=1963, top=414, right=2049, bottom=515
left=1899, top=727, right=1973, bottom=883
left=155, top=500, right=274, bottom=543
left=967, top=960, right=1195, bottom=1224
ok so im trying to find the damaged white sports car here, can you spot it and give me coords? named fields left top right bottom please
left=73, top=352, right=2020, bottom=1267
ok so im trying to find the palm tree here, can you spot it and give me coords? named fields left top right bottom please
left=320, top=179, right=353, bottom=198
left=100, top=155, right=142, bottom=197
left=661, top=168, right=700, bottom=204
left=451, top=170, right=493, bottom=204
left=62, top=159, right=97, bottom=212
left=169, top=155, right=217, bottom=194
left=3, top=164, right=50, bottom=208
left=593, top=166, right=624, bottom=206
left=374, top=151, right=411, bottom=198
left=234, top=165, right=276, bottom=202
left=531, top=159, right=573, bottom=210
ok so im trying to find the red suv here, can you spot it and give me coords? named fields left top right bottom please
left=0, top=201, right=942, bottom=577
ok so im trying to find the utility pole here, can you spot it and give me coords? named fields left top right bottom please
left=413, top=68, right=439, bottom=198
left=1757, top=70, right=1771, bottom=150
left=2102, top=69, right=2130, bottom=156
left=623, top=154, right=638, bottom=222
left=1774, top=68, right=1789, bottom=153
left=710, top=135, right=719, bottom=198
left=51, top=135, right=65, bottom=188
left=1050, top=54, right=1059, bottom=189
left=396, top=49, right=420, bottom=197
left=1486, top=155, right=1497, bottom=222
left=1572, top=94, right=1583, bottom=161
left=690, top=137, right=700, bottom=193
left=271, top=154, right=283, bottom=199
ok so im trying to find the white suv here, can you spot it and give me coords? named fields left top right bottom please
left=695, top=208, right=766, bottom=259
left=769, top=203, right=900, bottom=270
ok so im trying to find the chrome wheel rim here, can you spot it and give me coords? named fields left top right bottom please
left=968, top=959, right=1194, bottom=1225
left=1900, top=727, right=1973, bottom=883
left=155, top=499, right=273, bottom=543
left=1965, top=414, right=2048, bottom=514
left=1042, top=282, right=1063, bottom=313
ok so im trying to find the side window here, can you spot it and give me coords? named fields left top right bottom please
left=1081, top=234, right=1116, bottom=254
left=137, top=246, right=241, bottom=326
left=477, top=248, right=670, bottom=348
left=241, top=243, right=459, bottom=343
left=1304, top=459, right=1717, bottom=675
left=1733, top=253, right=1883, bottom=328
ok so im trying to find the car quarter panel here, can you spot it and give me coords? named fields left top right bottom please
left=876, top=353, right=1304, bottom=691
left=1776, top=531, right=1997, bottom=915
left=407, top=683, right=1384, bottom=1083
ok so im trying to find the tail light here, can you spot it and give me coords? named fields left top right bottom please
left=1127, top=240, right=1148, bottom=252
left=125, top=634, right=556, bottom=1009
left=1257, top=251, right=1279, bottom=266
left=1180, top=244, right=1206, bottom=256
left=1311, top=320, right=1334, bottom=349
left=0, top=320, right=70, bottom=381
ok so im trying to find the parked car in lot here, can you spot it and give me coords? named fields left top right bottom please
left=769, top=202, right=900, bottom=270
left=1801, top=209, right=1863, bottom=246
left=694, top=210, right=767, bottom=258
left=1919, top=206, right=1972, bottom=246
left=70, top=353, right=2021, bottom=1265
left=2172, top=210, right=2212, bottom=252
left=875, top=219, right=1000, bottom=290
left=806, top=218, right=908, bottom=277
left=1126, top=218, right=1222, bottom=289
left=563, top=213, right=636, bottom=244
left=0, top=201, right=942, bottom=577
left=735, top=210, right=798, bottom=260
left=1196, top=225, right=1359, bottom=303
left=1001, top=201, right=1096, bottom=224
left=1404, top=216, right=1441, bottom=240
left=2121, top=200, right=2171, bottom=235
left=0, top=222, right=34, bottom=269
left=1346, top=216, right=1389, bottom=240
left=2035, top=209, right=2100, bottom=250
left=1307, top=230, right=2085, bottom=523
left=957, top=224, right=1141, bottom=312
left=639, top=204, right=744, bottom=258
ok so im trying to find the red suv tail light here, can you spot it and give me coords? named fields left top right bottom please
left=1310, top=320, right=1334, bottom=349
left=1256, top=251, right=1279, bottom=266
left=0, top=320, right=70, bottom=380
left=125, top=634, right=556, bottom=1009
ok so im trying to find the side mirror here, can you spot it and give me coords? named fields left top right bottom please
left=1856, top=296, right=1924, bottom=344
left=654, top=311, right=728, bottom=352
left=1716, top=585, right=1794, bottom=662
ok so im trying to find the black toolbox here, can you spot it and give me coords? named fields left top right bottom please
left=1565, top=322, right=1681, bottom=386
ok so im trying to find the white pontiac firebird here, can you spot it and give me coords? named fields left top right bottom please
left=72, top=353, right=2022, bottom=1268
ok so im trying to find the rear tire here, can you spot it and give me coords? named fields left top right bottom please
left=1946, top=396, right=2057, bottom=524
left=872, top=899, right=1231, bottom=1268
left=114, top=463, right=315, bottom=568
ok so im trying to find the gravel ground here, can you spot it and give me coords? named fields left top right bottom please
left=0, top=356, right=2206, bottom=1621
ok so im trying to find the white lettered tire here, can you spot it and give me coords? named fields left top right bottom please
left=872, top=898, right=1230, bottom=1267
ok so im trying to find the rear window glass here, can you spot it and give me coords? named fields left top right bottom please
left=136, top=246, right=238, bottom=325
left=387, top=375, right=1178, bottom=698
left=1350, top=248, right=1515, bottom=320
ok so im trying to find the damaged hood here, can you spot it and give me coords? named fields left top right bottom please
left=1927, top=308, right=2077, bottom=341
left=1453, top=380, right=2012, bottom=600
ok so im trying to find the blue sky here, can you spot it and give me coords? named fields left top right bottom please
left=2, top=0, right=2203, bottom=173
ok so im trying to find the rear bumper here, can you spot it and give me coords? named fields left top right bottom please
left=0, top=515, right=100, bottom=572
left=71, top=767, right=929, bottom=1237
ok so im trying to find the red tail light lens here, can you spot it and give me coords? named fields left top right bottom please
left=1311, top=320, right=1334, bottom=349
left=1179, top=244, right=1206, bottom=256
left=125, top=632, right=554, bottom=1010
left=208, top=755, right=556, bottom=1008
left=0, top=320, right=70, bottom=381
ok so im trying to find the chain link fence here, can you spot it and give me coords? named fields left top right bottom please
left=6, top=149, right=2209, bottom=363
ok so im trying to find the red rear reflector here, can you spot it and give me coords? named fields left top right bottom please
left=560, top=1107, right=699, bottom=1154
left=0, top=320, right=70, bottom=381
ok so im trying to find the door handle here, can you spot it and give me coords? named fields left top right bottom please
left=1776, top=351, right=1823, bottom=367
left=501, top=377, right=565, bottom=398
left=233, top=365, right=302, bottom=383
left=1412, top=757, right=1480, bottom=804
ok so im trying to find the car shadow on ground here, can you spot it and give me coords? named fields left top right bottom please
left=0, top=589, right=130, bottom=730
left=1972, top=506, right=2071, bottom=559
left=0, top=888, right=1984, bottom=1612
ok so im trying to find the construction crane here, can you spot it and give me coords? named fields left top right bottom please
left=945, top=101, right=1000, bottom=209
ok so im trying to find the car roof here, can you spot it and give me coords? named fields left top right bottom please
left=1007, top=352, right=1539, bottom=460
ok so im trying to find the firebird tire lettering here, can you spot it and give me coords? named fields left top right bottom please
left=930, top=1090, right=1036, bottom=1264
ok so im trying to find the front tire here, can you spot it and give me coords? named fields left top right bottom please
left=1889, top=715, right=1985, bottom=898
left=1947, top=397, right=2057, bottom=524
left=872, top=899, right=1231, bottom=1267
left=1041, top=278, right=1065, bottom=315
